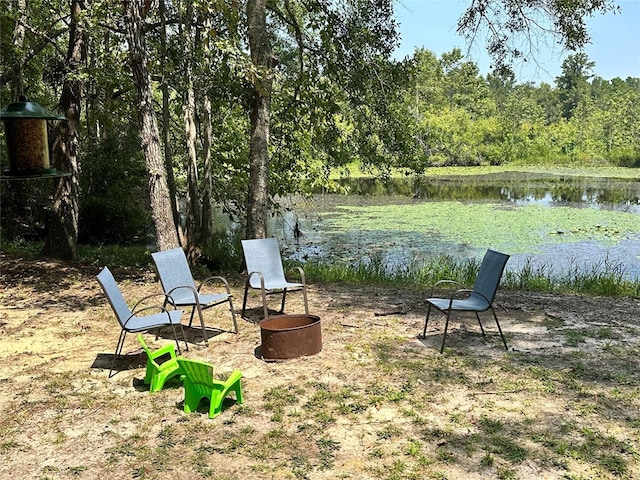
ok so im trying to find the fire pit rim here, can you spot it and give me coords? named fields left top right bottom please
left=259, top=313, right=321, bottom=331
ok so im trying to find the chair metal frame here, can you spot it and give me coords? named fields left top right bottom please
left=419, top=249, right=510, bottom=353
left=152, top=248, right=238, bottom=344
left=241, top=238, right=309, bottom=320
left=96, top=266, right=188, bottom=377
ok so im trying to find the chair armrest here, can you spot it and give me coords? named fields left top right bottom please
left=286, top=266, right=306, bottom=285
left=246, top=271, right=266, bottom=290
left=452, top=288, right=474, bottom=298
left=197, top=275, right=232, bottom=295
left=465, top=289, right=491, bottom=304
left=166, top=285, right=199, bottom=304
left=430, top=279, right=465, bottom=296
left=447, top=287, right=473, bottom=308
left=131, top=292, right=179, bottom=312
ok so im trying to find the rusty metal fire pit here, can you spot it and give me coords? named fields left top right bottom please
left=259, top=314, right=322, bottom=361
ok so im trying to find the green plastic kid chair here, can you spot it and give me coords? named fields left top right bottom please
left=138, top=334, right=183, bottom=392
left=177, top=358, right=243, bottom=419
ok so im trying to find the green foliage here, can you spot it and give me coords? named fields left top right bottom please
left=396, top=48, right=640, bottom=173
left=556, top=53, right=596, bottom=120
left=79, top=136, right=152, bottom=245
left=303, top=252, right=640, bottom=298
left=200, top=228, right=245, bottom=274
left=76, top=244, right=152, bottom=269
left=456, top=0, right=618, bottom=73
left=0, top=179, right=52, bottom=242
left=1, top=0, right=638, bottom=251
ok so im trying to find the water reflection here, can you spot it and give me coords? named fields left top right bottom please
left=320, top=173, right=640, bottom=213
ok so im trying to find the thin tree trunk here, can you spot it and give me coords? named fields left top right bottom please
left=181, top=0, right=202, bottom=257
left=201, top=94, right=214, bottom=243
left=159, top=0, right=181, bottom=242
left=42, top=0, right=84, bottom=260
left=200, top=9, right=214, bottom=243
left=246, top=0, right=271, bottom=239
left=122, top=0, right=179, bottom=251
left=11, top=0, right=26, bottom=98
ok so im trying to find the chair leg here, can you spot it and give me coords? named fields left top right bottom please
left=491, top=307, right=509, bottom=350
left=241, top=281, right=250, bottom=317
left=109, top=330, right=128, bottom=378
left=187, top=307, right=197, bottom=328
left=302, top=286, right=309, bottom=315
left=280, top=287, right=309, bottom=315
left=182, top=385, right=202, bottom=414
left=168, top=322, right=181, bottom=355
left=143, top=357, right=154, bottom=385
left=280, top=289, right=287, bottom=313
left=475, top=313, right=486, bottom=336
left=241, top=280, right=269, bottom=319
left=208, top=390, right=224, bottom=419
left=260, top=287, right=269, bottom=320
left=223, top=372, right=243, bottom=408
left=440, top=311, right=451, bottom=354
left=228, top=297, right=239, bottom=333
left=179, top=323, right=189, bottom=352
left=233, top=379, right=244, bottom=405
left=421, top=305, right=432, bottom=339
left=195, top=303, right=208, bottom=344
left=157, top=297, right=170, bottom=342
left=168, top=319, right=189, bottom=354
left=209, top=372, right=243, bottom=418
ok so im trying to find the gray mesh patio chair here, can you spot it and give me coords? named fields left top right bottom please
left=419, top=249, right=510, bottom=353
left=96, top=266, right=187, bottom=377
left=241, top=238, right=309, bottom=320
left=152, top=248, right=238, bottom=344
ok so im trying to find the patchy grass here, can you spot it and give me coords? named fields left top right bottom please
left=1, top=254, right=639, bottom=479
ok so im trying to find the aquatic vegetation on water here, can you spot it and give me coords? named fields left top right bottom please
left=322, top=201, right=640, bottom=254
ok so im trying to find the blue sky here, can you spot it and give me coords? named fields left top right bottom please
left=393, top=0, right=640, bottom=83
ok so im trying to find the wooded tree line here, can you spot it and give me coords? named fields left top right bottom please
left=1, top=0, right=632, bottom=262
left=394, top=48, right=639, bottom=171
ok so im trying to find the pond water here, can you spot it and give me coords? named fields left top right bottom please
left=269, top=172, right=640, bottom=280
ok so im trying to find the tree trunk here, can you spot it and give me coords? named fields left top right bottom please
left=122, top=0, right=179, bottom=251
left=11, top=0, right=26, bottom=97
left=200, top=11, right=214, bottom=244
left=183, top=81, right=201, bottom=254
left=181, top=0, right=202, bottom=257
left=200, top=94, right=214, bottom=243
left=42, top=0, right=84, bottom=261
left=159, top=0, right=181, bottom=242
left=246, top=0, right=271, bottom=239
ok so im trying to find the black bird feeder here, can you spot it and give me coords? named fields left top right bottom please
left=0, top=95, right=66, bottom=177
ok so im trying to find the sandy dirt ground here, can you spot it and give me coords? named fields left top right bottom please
left=1, top=253, right=639, bottom=479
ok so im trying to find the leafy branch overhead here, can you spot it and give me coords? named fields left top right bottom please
left=457, top=0, right=619, bottom=73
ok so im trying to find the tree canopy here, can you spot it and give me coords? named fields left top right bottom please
left=0, top=0, right=636, bottom=259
